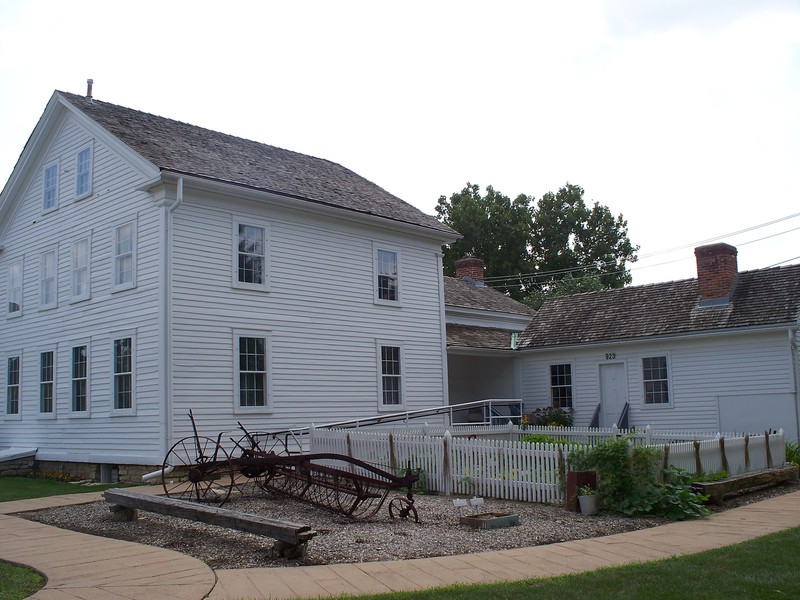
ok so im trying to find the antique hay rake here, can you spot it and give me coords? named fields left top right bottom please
left=160, top=412, right=420, bottom=521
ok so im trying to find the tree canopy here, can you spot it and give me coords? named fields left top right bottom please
left=436, top=182, right=638, bottom=306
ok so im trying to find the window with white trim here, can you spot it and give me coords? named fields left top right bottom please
left=550, top=364, right=573, bottom=408
left=375, top=248, right=399, bottom=303
left=39, top=249, right=57, bottom=309
left=113, top=336, right=133, bottom=410
left=75, top=146, right=92, bottom=198
left=113, top=222, right=136, bottom=291
left=43, top=163, right=58, bottom=211
left=71, top=344, right=88, bottom=413
left=379, top=344, right=403, bottom=407
left=7, top=260, right=22, bottom=316
left=6, top=355, right=20, bottom=415
left=643, top=356, right=670, bottom=405
left=39, top=351, right=54, bottom=414
left=71, top=237, right=91, bottom=301
left=236, top=335, right=268, bottom=408
left=234, top=221, right=268, bottom=290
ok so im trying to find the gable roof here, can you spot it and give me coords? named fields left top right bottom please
left=56, top=91, right=456, bottom=237
left=517, top=263, right=800, bottom=349
left=444, top=276, right=535, bottom=316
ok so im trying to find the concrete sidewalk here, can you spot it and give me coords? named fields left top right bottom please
left=3, top=487, right=800, bottom=600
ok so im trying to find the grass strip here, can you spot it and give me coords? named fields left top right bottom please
left=342, top=526, right=800, bottom=599
left=0, top=561, right=44, bottom=600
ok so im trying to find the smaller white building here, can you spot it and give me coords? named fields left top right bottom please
left=517, top=243, right=800, bottom=439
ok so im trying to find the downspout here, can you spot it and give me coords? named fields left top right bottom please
left=791, top=328, right=800, bottom=442
left=436, top=252, right=450, bottom=415
left=160, top=177, right=183, bottom=459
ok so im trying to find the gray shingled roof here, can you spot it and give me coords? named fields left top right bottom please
left=58, top=91, right=455, bottom=236
left=446, top=324, right=517, bottom=350
left=517, top=264, right=800, bottom=349
left=444, top=276, right=535, bottom=316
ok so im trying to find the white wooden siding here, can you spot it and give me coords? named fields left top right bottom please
left=0, top=113, right=163, bottom=463
left=519, top=330, right=798, bottom=439
left=169, top=191, right=448, bottom=443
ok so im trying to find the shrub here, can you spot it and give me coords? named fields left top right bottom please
left=567, top=436, right=710, bottom=520
left=786, top=441, right=800, bottom=467
left=524, top=406, right=574, bottom=427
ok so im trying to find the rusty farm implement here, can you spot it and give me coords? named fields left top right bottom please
left=159, top=412, right=420, bottom=521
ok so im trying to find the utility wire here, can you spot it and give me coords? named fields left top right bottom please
left=480, top=214, right=800, bottom=285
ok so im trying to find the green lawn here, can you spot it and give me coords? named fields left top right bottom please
left=0, top=561, right=44, bottom=600
left=342, top=526, right=800, bottom=599
left=0, top=476, right=129, bottom=502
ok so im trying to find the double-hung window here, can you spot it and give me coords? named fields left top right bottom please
left=71, top=237, right=91, bottom=301
left=113, top=222, right=136, bottom=291
left=234, top=221, right=268, bottom=290
left=75, top=146, right=92, bottom=198
left=39, top=351, right=54, bottom=414
left=113, top=336, right=134, bottom=411
left=550, top=364, right=573, bottom=408
left=6, top=356, right=20, bottom=416
left=7, top=260, right=22, bottom=316
left=236, top=334, right=270, bottom=410
left=39, top=248, right=57, bottom=309
left=643, top=356, right=670, bottom=405
left=378, top=344, right=403, bottom=408
left=43, top=163, right=58, bottom=211
left=375, top=247, right=399, bottom=303
left=71, top=345, right=88, bottom=413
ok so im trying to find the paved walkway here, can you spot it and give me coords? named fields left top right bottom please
left=3, top=487, right=800, bottom=600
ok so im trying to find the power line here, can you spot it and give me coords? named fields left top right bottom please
left=637, top=210, right=800, bottom=259
left=480, top=212, right=800, bottom=285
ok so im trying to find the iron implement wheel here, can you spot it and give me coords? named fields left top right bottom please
left=162, top=436, right=235, bottom=505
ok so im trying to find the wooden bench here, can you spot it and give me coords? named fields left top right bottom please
left=103, top=488, right=317, bottom=558
left=691, top=465, right=799, bottom=505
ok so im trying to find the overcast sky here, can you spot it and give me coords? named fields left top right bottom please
left=1, top=0, right=798, bottom=285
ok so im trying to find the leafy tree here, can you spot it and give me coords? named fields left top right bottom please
left=436, top=183, right=532, bottom=298
left=436, top=182, right=638, bottom=304
left=531, top=183, right=637, bottom=290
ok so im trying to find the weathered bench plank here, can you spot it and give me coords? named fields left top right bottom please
left=692, top=465, right=799, bottom=505
left=103, top=488, right=317, bottom=546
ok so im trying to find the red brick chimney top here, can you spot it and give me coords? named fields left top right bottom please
left=454, top=256, right=485, bottom=284
left=694, top=243, right=738, bottom=305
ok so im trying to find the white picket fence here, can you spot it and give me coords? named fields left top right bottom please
left=309, top=426, right=787, bottom=504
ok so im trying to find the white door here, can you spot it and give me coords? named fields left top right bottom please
left=600, top=363, right=627, bottom=427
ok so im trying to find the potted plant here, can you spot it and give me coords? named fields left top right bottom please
left=577, top=484, right=598, bottom=515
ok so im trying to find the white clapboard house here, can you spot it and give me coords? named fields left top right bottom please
left=516, top=243, right=800, bottom=439
left=0, top=89, right=458, bottom=477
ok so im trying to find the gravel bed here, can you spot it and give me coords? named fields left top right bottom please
left=18, top=479, right=800, bottom=570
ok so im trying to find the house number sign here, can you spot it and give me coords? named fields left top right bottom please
left=605, top=353, right=616, bottom=360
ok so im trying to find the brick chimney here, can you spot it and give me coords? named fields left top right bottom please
left=695, top=243, right=738, bottom=305
left=454, top=256, right=485, bottom=283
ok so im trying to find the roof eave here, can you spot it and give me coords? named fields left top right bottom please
left=156, top=170, right=461, bottom=243
left=518, top=322, right=799, bottom=352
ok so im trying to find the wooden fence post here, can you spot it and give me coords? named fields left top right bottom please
left=744, top=434, right=750, bottom=473
left=388, top=432, right=396, bottom=472
left=443, top=430, right=452, bottom=496
left=765, top=430, right=773, bottom=469
left=662, top=444, right=670, bottom=482
left=694, top=440, right=703, bottom=474
left=719, top=435, right=730, bottom=474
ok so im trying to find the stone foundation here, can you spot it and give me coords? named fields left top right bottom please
left=1, top=459, right=160, bottom=483
left=0, top=455, right=36, bottom=477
